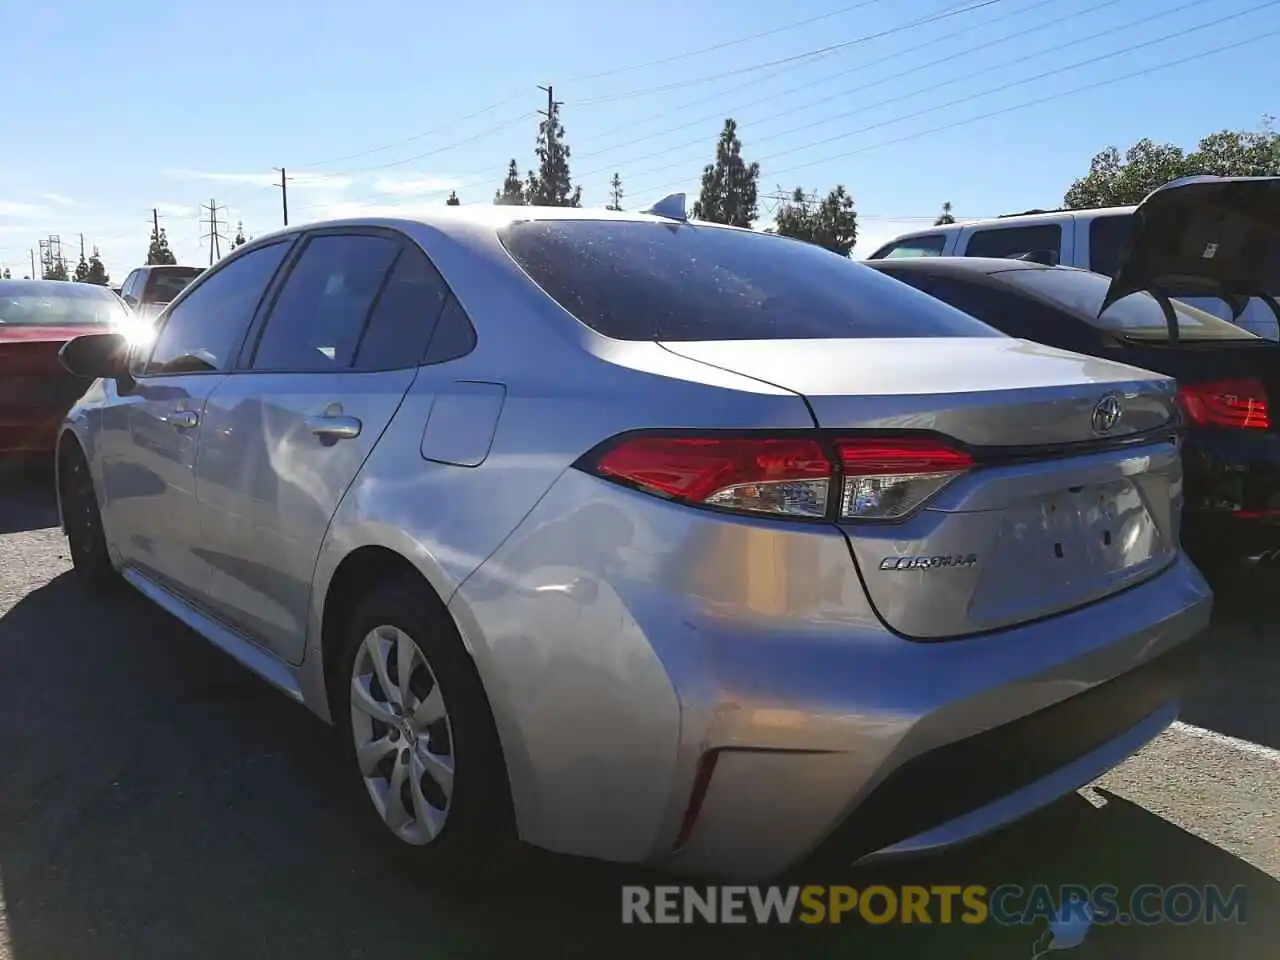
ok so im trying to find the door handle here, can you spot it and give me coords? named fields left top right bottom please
left=305, top=415, right=362, bottom=441
left=164, top=410, right=200, bottom=430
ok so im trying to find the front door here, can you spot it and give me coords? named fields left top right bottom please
left=104, top=239, right=295, bottom=604
left=197, top=230, right=451, bottom=664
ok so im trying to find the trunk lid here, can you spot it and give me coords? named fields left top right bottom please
left=1101, top=174, right=1280, bottom=318
left=662, top=336, right=1182, bottom=639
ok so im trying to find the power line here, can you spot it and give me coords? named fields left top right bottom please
left=630, top=0, right=1280, bottom=195
left=565, top=0, right=898, bottom=82
left=572, top=0, right=1068, bottom=159
left=748, top=25, right=1280, bottom=187
left=285, top=0, right=914, bottom=168
left=575, top=0, right=1132, bottom=179
left=574, top=0, right=1009, bottom=105
left=293, top=92, right=531, bottom=169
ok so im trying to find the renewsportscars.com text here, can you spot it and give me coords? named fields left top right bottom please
left=621, top=884, right=1248, bottom=926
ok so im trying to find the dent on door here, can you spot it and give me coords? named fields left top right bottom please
left=420, top=381, right=507, bottom=467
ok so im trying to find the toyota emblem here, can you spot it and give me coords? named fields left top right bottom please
left=1091, top=394, right=1124, bottom=434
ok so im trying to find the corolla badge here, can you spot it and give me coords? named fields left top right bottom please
left=1090, top=393, right=1124, bottom=435
left=879, top=554, right=978, bottom=571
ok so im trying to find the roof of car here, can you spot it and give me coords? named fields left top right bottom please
left=0, top=278, right=118, bottom=294
left=236, top=203, right=762, bottom=251
left=865, top=257, right=1091, bottom=278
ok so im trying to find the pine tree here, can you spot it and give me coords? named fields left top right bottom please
left=692, top=119, right=760, bottom=227
left=74, top=251, right=92, bottom=282
left=494, top=159, right=526, bottom=205
left=446, top=191, right=461, bottom=206
left=1, top=268, right=10, bottom=279
left=232, top=222, right=248, bottom=248
left=44, top=259, right=70, bottom=281
left=607, top=173, right=624, bottom=211
left=525, top=100, right=582, bottom=207
left=147, top=226, right=177, bottom=265
left=773, top=185, right=859, bottom=257
left=86, top=248, right=110, bottom=285
left=934, top=201, right=956, bottom=226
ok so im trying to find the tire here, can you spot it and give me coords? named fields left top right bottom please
left=58, top=442, right=121, bottom=594
left=334, top=575, right=519, bottom=885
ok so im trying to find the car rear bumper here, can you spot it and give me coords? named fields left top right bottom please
left=1183, top=428, right=1280, bottom=560
left=453, top=471, right=1213, bottom=880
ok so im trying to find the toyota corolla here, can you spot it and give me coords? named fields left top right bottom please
left=54, top=197, right=1211, bottom=881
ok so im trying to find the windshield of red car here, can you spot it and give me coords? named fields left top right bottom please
left=0, top=282, right=129, bottom=326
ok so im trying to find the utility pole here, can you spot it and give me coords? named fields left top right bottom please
left=152, top=208, right=161, bottom=242
left=80, top=233, right=86, bottom=263
left=200, top=199, right=228, bottom=265
left=275, top=167, right=289, bottom=226
left=29, top=249, right=36, bottom=280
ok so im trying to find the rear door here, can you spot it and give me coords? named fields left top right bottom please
left=196, top=229, right=450, bottom=664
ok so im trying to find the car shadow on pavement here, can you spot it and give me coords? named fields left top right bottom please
left=1180, top=562, right=1280, bottom=751
left=0, top=573, right=1277, bottom=959
left=0, top=463, right=58, bottom=535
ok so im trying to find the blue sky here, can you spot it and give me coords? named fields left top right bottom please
left=1, top=0, right=1277, bottom=279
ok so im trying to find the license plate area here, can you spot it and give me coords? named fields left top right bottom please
left=968, top=479, right=1170, bottom=625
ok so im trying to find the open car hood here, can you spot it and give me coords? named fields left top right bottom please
left=1099, top=174, right=1280, bottom=320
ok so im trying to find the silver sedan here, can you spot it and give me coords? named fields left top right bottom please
left=54, top=199, right=1211, bottom=881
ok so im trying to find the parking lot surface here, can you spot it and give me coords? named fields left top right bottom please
left=0, top=466, right=1277, bottom=959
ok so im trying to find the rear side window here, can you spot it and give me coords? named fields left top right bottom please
left=498, top=220, right=999, bottom=341
left=1087, top=215, right=1135, bottom=277
left=964, top=224, right=1062, bottom=264
left=869, top=235, right=946, bottom=259
left=251, top=234, right=400, bottom=371
left=352, top=245, right=452, bottom=371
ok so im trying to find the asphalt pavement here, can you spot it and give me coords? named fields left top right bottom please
left=0, top=465, right=1277, bottom=959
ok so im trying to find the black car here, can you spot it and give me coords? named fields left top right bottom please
left=866, top=175, right=1280, bottom=580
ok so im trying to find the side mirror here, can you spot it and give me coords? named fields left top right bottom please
left=60, top=332, right=131, bottom=381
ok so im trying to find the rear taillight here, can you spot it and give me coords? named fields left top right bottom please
left=584, top=433, right=973, bottom=521
left=1176, top=378, right=1271, bottom=430
left=837, top=438, right=974, bottom=520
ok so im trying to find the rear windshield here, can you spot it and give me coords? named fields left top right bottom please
left=498, top=220, right=1001, bottom=341
left=145, top=268, right=202, bottom=303
left=995, top=267, right=1260, bottom=341
left=0, top=282, right=129, bottom=326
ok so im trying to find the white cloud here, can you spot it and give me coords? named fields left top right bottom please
left=41, top=192, right=74, bottom=206
left=371, top=175, right=462, bottom=197
left=0, top=201, right=48, bottom=218
left=153, top=201, right=199, bottom=217
left=162, top=168, right=351, bottom=191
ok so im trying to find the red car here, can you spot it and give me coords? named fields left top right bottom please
left=0, top=280, right=132, bottom=458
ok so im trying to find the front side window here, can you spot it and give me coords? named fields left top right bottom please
left=251, top=234, right=401, bottom=371
left=995, top=267, right=1259, bottom=341
left=145, top=241, right=291, bottom=375
left=965, top=224, right=1063, bottom=264
left=871, top=235, right=946, bottom=259
left=0, top=282, right=130, bottom=326
left=499, top=220, right=998, bottom=341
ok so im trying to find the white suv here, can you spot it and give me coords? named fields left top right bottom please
left=867, top=204, right=1280, bottom=340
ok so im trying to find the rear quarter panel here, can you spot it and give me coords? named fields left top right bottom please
left=299, top=219, right=816, bottom=722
